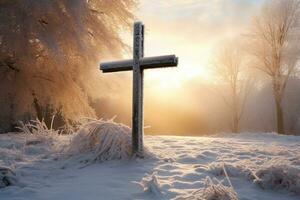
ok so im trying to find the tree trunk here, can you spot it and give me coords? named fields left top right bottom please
left=275, top=98, right=285, bottom=134
left=231, top=102, right=239, bottom=133
left=231, top=85, right=240, bottom=133
left=232, top=116, right=239, bottom=133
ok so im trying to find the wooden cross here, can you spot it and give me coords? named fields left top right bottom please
left=100, top=22, right=178, bottom=156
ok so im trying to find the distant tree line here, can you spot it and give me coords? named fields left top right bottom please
left=213, top=0, right=300, bottom=134
left=1, top=0, right=300, bottom=135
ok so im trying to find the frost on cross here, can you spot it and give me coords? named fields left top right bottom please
left=100, top=22, right=178, bottom=156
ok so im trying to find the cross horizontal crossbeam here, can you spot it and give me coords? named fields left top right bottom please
left=99, top=22, right=178, bottom=157
left=100, top=55, right=178, bottom=73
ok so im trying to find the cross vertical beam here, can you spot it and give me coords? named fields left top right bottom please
left=99, top=22, right=178, bottom=157
left=132, top=22, right=144, bottom=156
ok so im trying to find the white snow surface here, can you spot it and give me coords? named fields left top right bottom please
left=0, top=131, right=300, bottom=200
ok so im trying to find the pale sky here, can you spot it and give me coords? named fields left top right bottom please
left=123, top=0, right=264, bottom=93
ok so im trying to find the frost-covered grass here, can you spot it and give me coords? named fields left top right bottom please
left=16, top=118, right=62, bottom=151
left=177, top=177, right=238, bottom=200
left=67, top=120, right=133, bottom=162
left=17, top=118, right=59, bottom=136
left=0, top=127, right=300, bottom=200
left=66, top=119, right=154, bottom=163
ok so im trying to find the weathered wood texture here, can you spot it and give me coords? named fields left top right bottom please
left=132, top=22, right=144, bottom=156
left=99, top=22, right=178, bottom=156
left=100, top=55, right=178, bottom=73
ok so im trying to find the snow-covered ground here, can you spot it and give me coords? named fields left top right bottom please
left=0, top=131, right=300, bottom=200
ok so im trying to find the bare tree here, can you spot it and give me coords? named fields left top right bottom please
left=247, top=0, right=300, bottom=134
left=0, top=0, right=136, bottom=131
left=213, top=43, right=251, bottom=133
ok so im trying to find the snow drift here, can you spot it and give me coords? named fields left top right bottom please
left=254, top=159, right=300, bottom=194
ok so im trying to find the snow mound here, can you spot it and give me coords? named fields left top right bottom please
left=68, top=120, right=141, bottom=162
left=206, top=162, right=254, bottom=180
left=0, top=167, right=18, bottom=188
left=254, top=159, right=300, bottom=194
left=179, top=177, right=238, bottom=200
left=138, top=172, right=163, bottom=197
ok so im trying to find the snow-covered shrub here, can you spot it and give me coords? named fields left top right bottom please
left=138, top=172, right=163, bottom=197
left=179, top=177, right=238, bottom=200
left=68, top=120, right=147, bottom=162
left=253, top=159, right=300, bottom=194
left=0, top=167, right=18, bottom=188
